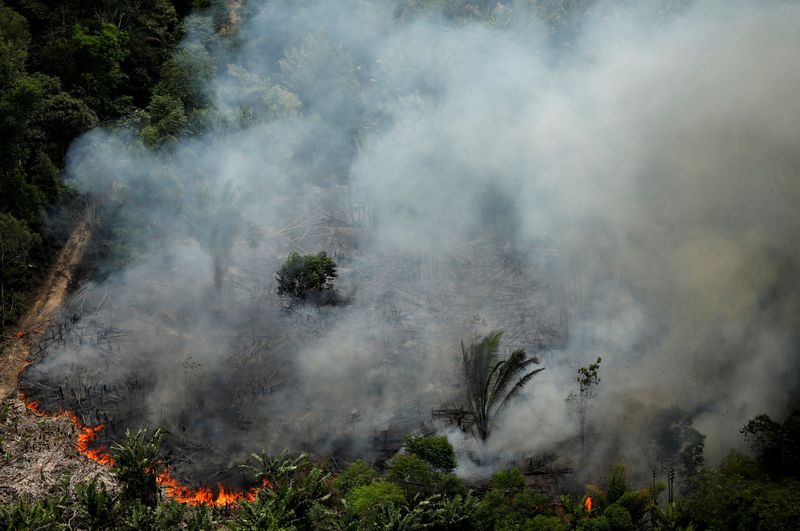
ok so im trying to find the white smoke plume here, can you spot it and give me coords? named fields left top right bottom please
left=22, top=0, right=800, bottom=488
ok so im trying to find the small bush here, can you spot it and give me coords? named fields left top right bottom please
left=76, top=477, right=117, bottom=529
left=276, top=251, right=337, bottom=301
left=606, top=464, right=629, bottom=505
left=0, top=497, right=63, bottom=530
left=335, top=460, right=377, bottom=494
left=110, top=428, right=165, bottom=507
left=347, top=481, right=405, bottom=518
left=386, top=453, right=435, bottom=499
left=404, top=435, right=457, bottom=473
left=603, top=503, right=634, bottom=531
left=529, top=514, right=569, bottom=531
left=577, top=515, right=612, bottom=531
left=475, top=468, right=548, bottom=530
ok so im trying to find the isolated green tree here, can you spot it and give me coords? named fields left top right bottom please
left=276, top=251, right=338, bottom=301
left=462, top=330, right=544, bottom=441
left=577, top=357, right=601, bottom=451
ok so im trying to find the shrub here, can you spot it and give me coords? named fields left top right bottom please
left=386, top=453, right=435, bottom=499
left=475, top=468, right=547, bottom=530
left=110, top=428, right=165, bottom=506
left=529, top=514, right=569, bottom=531
left=241, top=451, right=332, bottom=526
left=0, top=497, right=63, bottom=530
left=603, top=503, right=634, bottom=531
left=232, top=490, right=300, bottom=531
left=76, top=477, right=117, bottom=529
left=346, top=481, right=405, bottom=518
left=577, top=515, right=612, bottom=531
left=275, top=251, right=338, bottom=301
left=334, top=460, right=377, bottom=494
left=404, top=435, right=457, bottom=473
left=606, top=464, right=629, bottom=505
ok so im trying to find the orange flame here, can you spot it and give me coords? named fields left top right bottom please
left=584, top=496, right=593, bottom=512
left=24, top=396, right=115, bottom=466
left=157, top=472, right=271, bottom=506
left=20, top=392, right=268, bottom=505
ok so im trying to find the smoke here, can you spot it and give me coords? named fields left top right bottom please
left=22, top=0, right=800, bottom=487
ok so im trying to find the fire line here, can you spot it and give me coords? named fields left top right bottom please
left=20, top=391, right=268, bottom=506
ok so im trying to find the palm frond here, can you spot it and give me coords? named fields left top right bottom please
left=461, top=330, right=545, bottom=441
left=496, top=367, right=545, bottom=414
left=486, top=349, right=530, bottom=411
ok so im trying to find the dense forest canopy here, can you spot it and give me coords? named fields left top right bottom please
left=1, top=0, right=799, bottom=529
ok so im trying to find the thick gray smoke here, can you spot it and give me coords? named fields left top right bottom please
left=23, top=0, right=800, bottom=488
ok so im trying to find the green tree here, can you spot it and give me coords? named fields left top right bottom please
left=741, top=409, right=800, bottom=479
left=679, top=450, right=800, bottom=530
left=334, top=460, right=377, bottom=494
left=404, top=435, right=457, bottom=473
left=346, top=481, right=405, bottom=520
left=0, top=213, right=40, bottom=329
left=143, top=93, right=187, bottom=144
left=462, top=330, right=544, bottom=441
left=71, top=23, right=129, bottom=114
left=276, top=251, right=338, bottom=302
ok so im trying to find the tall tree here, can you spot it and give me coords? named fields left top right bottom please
left=576, top=356, right=601, bottom=451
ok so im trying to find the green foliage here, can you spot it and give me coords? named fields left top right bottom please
left=575, top=357, right=601, bottom=450
left=76, top=477, right=118, bottom=529
left=231, top=490, right=300, bottom=531
left=155, top=45, right=213, bottom=111
left=0, top=213, right=41, bottom=329
left=110, top=428, right=166, bottom=507
left=578, top=357, right=602, bottom=395
left=678, top=450, right=800, bottom=531
left=579, top=463, right=660, bottom=527
left=576, top=516, right=612, bottom=531
left=653, top=502, right=694, bottom=531
left=386, top=453, right=436, bottom=499
left=368, top=493, right=479, bottom=530
left=334, top=460, right=378, bottom=494
left=276, top=251, right=338, bottom=301
left=606, top=464, right=628, bottom=505
left=475, top=468, right=548, bottom=530
left=385, top=451, right=467, bottom=501
left=741, top=409, right=800, bottom=479
left=307, top=502, right=343, bottom=531
left=0, top=496, right=64, bottom=530
left=603, top=503, right=634, bottom=531
left=145, top=93, right=187, bottom=144
left=404, top=435, right=457, bottom=473
left=118, top=499, right=212, bottom=531
left=240, top=451, right=333, bottom=528
left=243, top=449, right=310, bottom=485
left=346, top=481, right=405, bottom=518
left=462, top=330, right=545, bottom=440
left=0, top=0, right=188, bottom=337
left=529, top=514, right=569, bottom=530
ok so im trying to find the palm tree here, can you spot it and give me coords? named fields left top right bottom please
left=462, top=330, right=545, bottom=441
